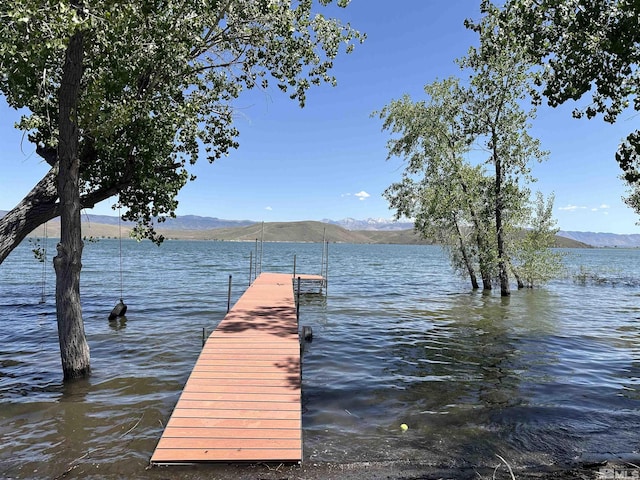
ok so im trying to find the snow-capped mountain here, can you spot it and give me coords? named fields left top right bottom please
left=323, top=217, right=414, bottom=231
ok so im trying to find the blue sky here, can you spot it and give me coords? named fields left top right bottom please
left=1, top=1, right=638, bottom=234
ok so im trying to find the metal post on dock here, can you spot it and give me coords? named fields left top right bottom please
left=254, top=239, right=258, bottom=281
left=321, top=228, right=326, bottom=277
left=324, top=240, right=329, bottom=294
left=259, top=222, right=264, bottom=276
left=249, top=251, right=253, bottom=286
left=293, top=254, right=297, bottom=279
left=227, top=275, right=232, bottom=313
left=296, top=276, right=301, bottom=321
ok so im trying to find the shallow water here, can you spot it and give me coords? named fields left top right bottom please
left=1, top=241, right=639, bottom=478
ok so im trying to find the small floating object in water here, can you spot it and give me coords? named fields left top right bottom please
left=400, top=423, right=409, bottom=432
left=109, top=299, right=127, bottom=320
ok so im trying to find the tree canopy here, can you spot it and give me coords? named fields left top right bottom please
left=491, top=0, right=640, bottom=213
left=378, top=79, right=494, bottom=291
left=0, top=0, right=364, bottom=254
left=379, top=4, right=557, bottom=295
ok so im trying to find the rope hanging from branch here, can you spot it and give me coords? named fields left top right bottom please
left=109, top=202, right=128, bottom=320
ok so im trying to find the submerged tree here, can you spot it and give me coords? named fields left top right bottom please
left=463, top=1, right=548, bottom=296
left=378, top=79, right=495, bottom=291
left=0, top=1, right=363, bottom=379
left=379, top=5, right=553, bottom=296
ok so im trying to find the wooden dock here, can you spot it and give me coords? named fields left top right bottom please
left=150, top=272, right=303, bottom=465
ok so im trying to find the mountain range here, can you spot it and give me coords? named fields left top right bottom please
left=57, top=214, right=640, bottom=247
left=1, top=211, right=638, bottom=247
left=553, top=230, right=640, bottom=248
left=80, top=214, right=416, bottom=232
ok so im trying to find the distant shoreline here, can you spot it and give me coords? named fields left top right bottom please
left=3, top=210, right=638, bottom=246
left=22, top=219, right=591, bottom=248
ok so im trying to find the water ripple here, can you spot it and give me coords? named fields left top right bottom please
left=1, top=242, right=640, bottom=477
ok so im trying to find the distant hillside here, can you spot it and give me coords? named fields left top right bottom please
left=27, top=220, right=132, bottom=240
left=553, top=235, right=591, bottom=249
left=23, top=219, right=373, bottom=243
left=197, top=222, right=437, bottom=245
left=81, top=213, right=256, bottom=230
left=2, top=210, right=625, bottom=247
left=19, top=217, right=587, bottom=247
left=355, top=229, right=435, bottom=245
left=177, top=221, right=371, bottom=243
left=557, top=230, right=640, bottom=248
left=0, top=209, right=634, bottom=246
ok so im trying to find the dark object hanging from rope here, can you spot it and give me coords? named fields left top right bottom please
left=109, top=203, right=128, bottom=320
left=109, top=299, right=127, bottom=320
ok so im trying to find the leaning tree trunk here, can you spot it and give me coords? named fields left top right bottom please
left=453, top=218, right=479, bottom=290
left=510, top=261, right=525, bottom=289
left=477, top=235, right=493, bottom=291
left=54, top=29, right=90, bottom=380
left=0, top=167, right=59, bottom=264
left=459, top=175, right=492, bottom=291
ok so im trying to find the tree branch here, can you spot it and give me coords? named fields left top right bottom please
left=0, top=166, right=59, bottom=265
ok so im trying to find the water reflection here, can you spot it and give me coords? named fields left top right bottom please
left=108, top=316, right=128, bottom=331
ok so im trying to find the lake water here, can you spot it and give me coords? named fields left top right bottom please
left=1, top=240, right=639, bottom=479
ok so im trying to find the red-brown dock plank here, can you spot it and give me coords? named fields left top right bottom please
left=166, top=417, right=302, bottom=429
left=150, top=272, right=302, bottom=465
left=151, top=448, right=302, bottom=463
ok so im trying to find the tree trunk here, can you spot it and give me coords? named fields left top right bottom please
left=454, top=219, right=479, bottom=289
left=0, top=167, right=59, bottom=264
left=54, top=29, right=90, bottom=380
left=477, top=234, right=493, bottom=291
left=493, top=138, right=510, bottom=297
left=458, top=176, right=492, bottom=291
left=511, top=262, right=525, bottom=289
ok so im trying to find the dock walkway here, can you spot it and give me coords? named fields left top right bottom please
left=150, top=272, right=303, bottom=464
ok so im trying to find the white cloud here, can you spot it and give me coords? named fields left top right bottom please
left=560, top=203, right=612, bottom=214
left=559, top=204, right=586, bottom=211
left=342, top=191, right=371, bottom=201
left=265, top=206, right=273, bottom=211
